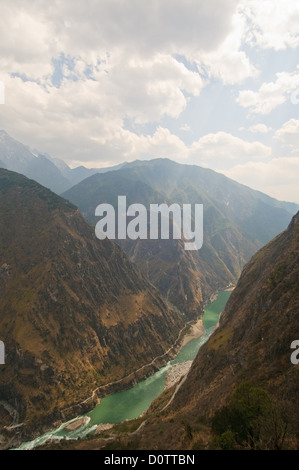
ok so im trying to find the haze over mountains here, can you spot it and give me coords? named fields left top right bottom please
left=0, top=130, right=125, bottom=194
left=62, top=158, right=298, bottom=319
left=2, top=130, right=298, bottom=320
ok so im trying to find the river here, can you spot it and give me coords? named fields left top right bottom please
left=17, top=290, right=232, bottom=449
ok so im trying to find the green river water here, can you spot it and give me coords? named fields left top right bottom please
left=17, top=290, right=232, bottom=449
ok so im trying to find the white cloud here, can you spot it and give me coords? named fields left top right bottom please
left=189, top=132, right=272, bottom=169
left=249, top=123, right=272, bottom=133
left=142, top=127, right=189, bottom=160
left=45, top=0, right=239, bottom=58
left=0, top=0, right=238, bottom=80
left=0, top=52, right=204, bottom=163
left=0, top=0, right=298, bottom=205
left=275, top=119, right=299, bottom=152
left=237, top=68, right=299, bottom=114
left=241, top=0, right=299, bottom=50
left=194, top=0, right=299, bottom=84
left=99, top=54, right=205, bottom=124
left=0, top=3, right=56, bottom=79
left=180, top=124, right=192, bottom=132
left=1, top=0, right=239, bottom=161
left=224, top=157, right=299, bottom=203
left=197, top=10, right=258, bottom=84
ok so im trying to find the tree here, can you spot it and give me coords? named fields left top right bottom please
left=211, top=383, right=291, bottom=449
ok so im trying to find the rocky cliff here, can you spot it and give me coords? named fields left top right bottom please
left=78, top=211, right=298, bottom=450
left=0, top=169, right=185, bottom=447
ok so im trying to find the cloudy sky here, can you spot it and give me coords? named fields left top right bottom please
left=0, top=0, right=299, bottom=202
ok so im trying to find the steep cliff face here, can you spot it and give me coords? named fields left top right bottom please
left=172, top=211, right=299, bottom=414
left=62, top=158, right=297, bottom=320
left=103, top=211, right=299, bottom=450
left=0, top=169, right=184, bottom=443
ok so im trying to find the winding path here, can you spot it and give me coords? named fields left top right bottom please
left=62, top=319, right=194, bottom=414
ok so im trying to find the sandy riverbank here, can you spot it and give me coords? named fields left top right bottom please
left=164, top=361, right=192, bottom=390
left=65, top=416, right=90, bottom=432
left=95, top=423, right=114, bottom=435
left=163, top=318, right=205, bottom=391
left=179, top=318, right=205, bottom=349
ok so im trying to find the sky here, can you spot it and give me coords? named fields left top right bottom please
left=0, top=0, right=299, bottom=203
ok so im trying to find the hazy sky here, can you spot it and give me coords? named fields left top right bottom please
left=0, top=0, right=299, bottom=202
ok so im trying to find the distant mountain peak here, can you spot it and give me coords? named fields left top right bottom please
left=0, top=130, right=129, bottom=195
left=62, top=159, right=298, bottom=319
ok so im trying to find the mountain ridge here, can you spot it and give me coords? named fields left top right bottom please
left=0, top=168, right=185, bottom=448
left=113, top=210, right=299, bottom=450
left=0, top=130, right=126, bottom=194
left=62, top=158, right=298, bottom=319
left=57, top=211, right=299, bottom=450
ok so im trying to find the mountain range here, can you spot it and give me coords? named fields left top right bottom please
left=0, top=130, right=125, bottom=194
left=62, top=158, right=298, bottom=319
left=0, top=130, right=298, bottom=450
left=0, top=169, right=185, bottom=448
